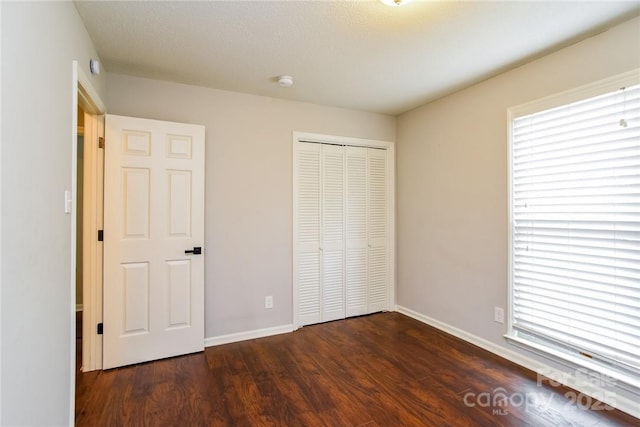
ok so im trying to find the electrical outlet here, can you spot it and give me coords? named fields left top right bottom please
left=494, top=306, right=505, bottom=324
left=265, top=296, right=273, bottom=309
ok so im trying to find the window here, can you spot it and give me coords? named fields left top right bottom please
left=507, top=71, right=640, bottom=389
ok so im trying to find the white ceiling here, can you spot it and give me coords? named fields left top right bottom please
left=74, top=0, right=640, bottom=116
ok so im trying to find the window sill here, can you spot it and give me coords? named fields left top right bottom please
left=504, top=333, right=640, bottom=395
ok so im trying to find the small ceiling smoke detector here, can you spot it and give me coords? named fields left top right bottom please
left=89, top=59, right=101, bottom=75
left=278, top=75, right=294, bottom=87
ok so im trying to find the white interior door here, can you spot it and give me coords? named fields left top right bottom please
left=103, top=114, right=205, bottom=369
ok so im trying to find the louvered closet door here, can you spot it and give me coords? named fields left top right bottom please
left=321, top=145, right=346, bottom=322
left=295, top=143, right=322, bottom=326
left=345, top=147, right=388, bottom=315
left=367, top=148, right=388, bottom=313
left=295, top=141, right=388, bottom=327
left=346, top=146, right=368, bottom=317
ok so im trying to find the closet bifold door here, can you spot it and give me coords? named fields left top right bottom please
left=295, top=140, right=388, bottom=327
left=367, top=148, right=388, bottom=313
left=296, top=142, right=322, bottom=326
left=345, top=146, right=368, bottom=317
left=321, top=144, right=346, bottom=322
left=345, top=147, right=389, bottom=316
left=295, top=142, right=345, bottom=327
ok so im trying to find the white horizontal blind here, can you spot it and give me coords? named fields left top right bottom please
left=510, top=83, right=640, bottom=378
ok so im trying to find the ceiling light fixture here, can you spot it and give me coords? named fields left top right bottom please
left=278, top=75, right=294, bottom=87
left=380, top=0, right=412, bottom=6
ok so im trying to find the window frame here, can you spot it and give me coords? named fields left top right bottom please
left=506, top=69, right=640, bottom=392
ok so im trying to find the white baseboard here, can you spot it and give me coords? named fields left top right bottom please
left=76, top=304, right=83, bottom=312
left=395, top=305, right=640, bottom=420
left=205, top=324, right=294, bottom=347
left=395, top=305, right=536, bottom=368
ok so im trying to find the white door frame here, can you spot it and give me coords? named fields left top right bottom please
left=77, top=65, right=106, bottom=373
left=79, top=101, right=105, bottom=373
left=71, top=60, right=106, bottom=421
left=292, top=132, right=396, bottom=329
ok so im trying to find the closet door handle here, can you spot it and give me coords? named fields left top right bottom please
left=185, top=246, right=202, bottom=255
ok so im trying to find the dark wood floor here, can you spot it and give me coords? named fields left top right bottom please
left=75, top=312, right=638, bottom=426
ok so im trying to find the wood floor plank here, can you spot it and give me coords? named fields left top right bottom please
left=309, top=319, right=495, bottom=426
left=287, top=335, right=374, bottom=426
left=250, top=339, right=320, bottom=424
left=76, top=363, right=137, bottom=426
left=76, top=312, right=639, bottom=426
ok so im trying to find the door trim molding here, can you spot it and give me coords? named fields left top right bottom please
left=292, top=132, right=396, bottom=329
left=80, top=109, right=104, bottom=373
left=77, top=65, right=106, bottom=375
left=71, top=60, right=107, bottom=425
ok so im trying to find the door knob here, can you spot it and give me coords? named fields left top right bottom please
left=185, top=246, right=202, bottom=255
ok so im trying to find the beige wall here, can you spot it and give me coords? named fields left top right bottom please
left=396, top=16, right=639, bottom=404
left=1, top=2, right=635, bottom=422
left=105, top=74, right=396, bottom=338
left=1, top=1, right=106, bottom=425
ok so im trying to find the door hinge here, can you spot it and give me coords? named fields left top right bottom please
left=98, top=230, right=103, bottom=241
left=97, top=323, right=103, bottom=335
left=98, top=137, right=105, bottom=149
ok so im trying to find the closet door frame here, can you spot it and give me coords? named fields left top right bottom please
left=292, top=132, right=395, bottom=329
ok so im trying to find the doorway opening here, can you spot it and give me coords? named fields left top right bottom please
left=73, top=61, right=106, bottom=422
left=76, top=81, right=105, bottom=373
